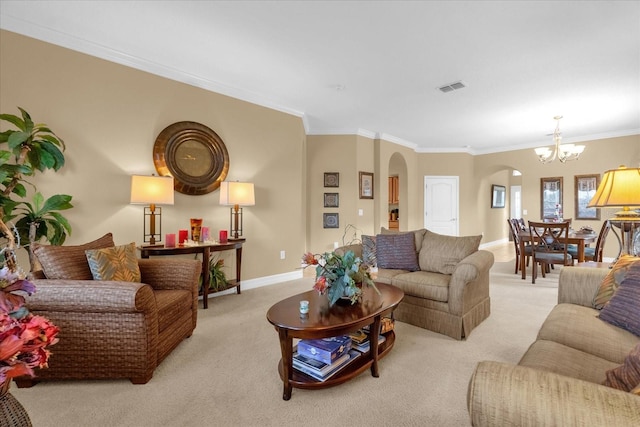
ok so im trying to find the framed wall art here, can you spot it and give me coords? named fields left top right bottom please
left=323, top=213, right=339, bottom=229
left=359, top=171, right=374, bottom=199
left=491, top=185, right=506, bottom=208
left=324, top=172, right=339, bottom=188
left=324, top=193, right=339, bottom=208
left=540, top=177, right=563, bottom=219
left=574, top=174, right=600, bottom=220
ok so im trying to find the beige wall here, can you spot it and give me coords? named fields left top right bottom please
left=2, top=30, right=639, bottom=280
left=1, top=30, right=307, bottom=281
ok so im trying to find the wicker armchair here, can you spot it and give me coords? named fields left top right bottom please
left=16, top=257, right=201, bottom=387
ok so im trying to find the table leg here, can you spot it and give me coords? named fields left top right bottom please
left=236, top=246, right=243, bottom=294
left=277, top=328, right=293, bottom=400
left=370, top=316, right=381, bottom=378
left=520, top=240, right=526, bottom=280
left=202, top=247, right=211, bottom=309
left=577, top=241, right=585, bottom=263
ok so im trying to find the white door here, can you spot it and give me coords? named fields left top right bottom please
left=510, top=185, right=522, bottom=219
left=424, top=176, right=459, bottom=236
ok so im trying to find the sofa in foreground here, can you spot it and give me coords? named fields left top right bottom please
left=468, top=262, right=640, bottom=426
left=337, top=228, right=494, bottom=340
left=17, top=233, right=201, bottom=386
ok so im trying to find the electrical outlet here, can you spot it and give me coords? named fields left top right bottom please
left=358, top=209, right=363, bottom=216
left=334, top=242, right=339, bottom=249
left=523, top=209, right=528, bottom=215
left=280, top=250, right=285, bottom=260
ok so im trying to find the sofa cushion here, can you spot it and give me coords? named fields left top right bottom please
left=85, top=242, right=141, bottom=282
left=376, top=232, right=420, bottom=271
left=538, top=303, right=639, bottom=364
left=519, top=339, right=620, bottom=384
left=593, top=255, right=640, bottom=309
left=604, top=342, right=640, bottom=394
left=380, top=227, right=427, bottom=253
left=390, top=271, right=450, bottom=302
left=361, top=235, right=377, bottom=267
left=419, top=230, right=482, bottom=275
left=599, top=263, right=640, bottom=337
left=33, top=233, right=115, bottom=280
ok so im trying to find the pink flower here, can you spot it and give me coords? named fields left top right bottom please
left=301, top=252, right=318, bottom=266
left=313, top=276, right=328, bottom=294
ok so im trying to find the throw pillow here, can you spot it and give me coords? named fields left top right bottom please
left=380, top=227, right=427, bottom=253
left=598, top=262, right=640, bottom=337
left=361, top=235, right=377, bottom=267
left=419, top=230, right=482, bottom=275
left=33, top=233, right=115, bottom=280
left=603, top=341, right=640, bottom=393
left=375, top=232, right=420, bottom=271
left=85, top=242, right=141, bottom=282
left=593, top=254, right=640, bottom=309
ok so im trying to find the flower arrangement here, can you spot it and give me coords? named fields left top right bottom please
left=301, top=250, right=378, bottom=306
left=0, top=264, right=59, bottom=384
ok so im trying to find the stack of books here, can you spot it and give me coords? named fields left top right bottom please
left=293, top=335, right=357, bottom=381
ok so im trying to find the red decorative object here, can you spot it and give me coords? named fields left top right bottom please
left=178, top=229, right=188, bottom=244
left=219, top=230, right=228, bottom=243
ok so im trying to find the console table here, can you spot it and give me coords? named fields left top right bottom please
left=138, top=239, right=245, bottom=309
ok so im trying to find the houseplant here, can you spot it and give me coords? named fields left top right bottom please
left=301, top=250, right=378, bottom=306
left=206, top=255, right=228, bottom=291
left=0, top=107, right=73, bottom=271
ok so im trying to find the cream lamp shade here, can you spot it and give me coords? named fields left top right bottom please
left=130, top=175, right=175, bottom=205
left=219, top=181, right=255, bottom=207
left=130, top=175, right=175, bottom=246
left=587, top=166, right=640, bottom=217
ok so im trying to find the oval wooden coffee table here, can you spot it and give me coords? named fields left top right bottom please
left=266, top=282, right=404, bottom=400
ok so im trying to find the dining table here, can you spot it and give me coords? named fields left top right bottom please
left=518, top=229, right=597, bottom=280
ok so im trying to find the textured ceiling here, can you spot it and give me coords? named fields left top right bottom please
left=1, top=1, right=639, bottom=154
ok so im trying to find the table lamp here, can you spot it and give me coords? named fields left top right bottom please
left=587, top=165, right=640, bottom=256
left=219, top=181, right=255, bottom=239
left=130, top=175, right=175, bottom=246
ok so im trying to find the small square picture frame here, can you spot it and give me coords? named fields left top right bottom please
left=323, top=213, right=339, bottom=229
left=324, top=172, right=339, bottom=188
left=324, top=193, right=339, bottom=208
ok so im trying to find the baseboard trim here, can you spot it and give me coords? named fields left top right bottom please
left=201, top=270, right=304, bottom=299
left=479, top=238, right=509, bottom=249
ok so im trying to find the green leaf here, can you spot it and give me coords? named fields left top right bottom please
left=39, top=141, right=65, bottom=170
left=32, top=192, right=44, bottom=213
left=7, top=131, right=29, bottom=149
left=0, top=113, right=25, bottom=131
left=0, top=150, right=11, bottom=165
left=42, top=194, right=73, bottom=212
left=49, top=211, right=72, bottom=234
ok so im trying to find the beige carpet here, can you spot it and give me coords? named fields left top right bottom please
left=12, top=259, right=563, bottom=426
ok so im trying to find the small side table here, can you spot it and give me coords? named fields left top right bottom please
left=138, top=239, right=245, bottom=309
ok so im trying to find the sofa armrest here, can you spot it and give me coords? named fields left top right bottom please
left=137, top=258, right=201, bottom=291
left=27, top=280, right=156, bottom=313
left=448, top=250, right=494, bottom=315
left=468, top=361, right=640, bottom=427
left=558, top=266, right=609, bottom=307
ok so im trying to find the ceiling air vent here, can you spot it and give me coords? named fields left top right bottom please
left=438, top=81, right=466, bottom=93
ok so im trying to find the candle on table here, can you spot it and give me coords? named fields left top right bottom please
left=178, top=229, right=188, bottom=245
left=219, top=230, right=228, bottom=243
left=165, top=233, right=176, bottom=248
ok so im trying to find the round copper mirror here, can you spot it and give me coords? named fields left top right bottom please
left=153, top=121, right=229, bottom=195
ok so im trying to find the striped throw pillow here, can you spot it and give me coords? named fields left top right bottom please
left=598, top=262, right=640, bottom=337
left=593, top=255, right=640, bottom=309
left=604, top=342, right=640, bottom=393
left=376, top=232, right=419, bottom=271
left=362, top=235, right=377, bottom=267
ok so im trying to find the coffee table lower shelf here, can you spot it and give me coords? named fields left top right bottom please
left=277, top=331, right=395, bottom=390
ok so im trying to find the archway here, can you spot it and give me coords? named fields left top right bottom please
left=388, top=152, right=408, bottom=231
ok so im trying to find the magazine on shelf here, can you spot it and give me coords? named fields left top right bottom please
left=293, top=350, right=350, bottom=377
left=294, top=349, right=362, bottom=382
left=362, top=316, right=395, bottom=335
left=352, top=334, right=386, bottom=353
left=297, top=335, right=352, bottom=364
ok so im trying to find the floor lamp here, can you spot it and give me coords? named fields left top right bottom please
left=219, top=181, right=255, bottom=239
left=587, top=165, right=640, bottom=257
left=130, top=175, right=175, bottom=246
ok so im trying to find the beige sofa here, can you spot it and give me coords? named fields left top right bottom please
left=468, top=266, right=640, bottom=426
left=337, top=228, right=494, bottom=340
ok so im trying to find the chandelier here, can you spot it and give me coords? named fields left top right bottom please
left=534, top=116, right=585, bottom=164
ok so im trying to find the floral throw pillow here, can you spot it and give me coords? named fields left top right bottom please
left=361, top=235, right=377, bottom=268
left=603, top=341, right=640, bottom=394
left=85, top=242, right=141, bottom=282
left=593, top=255, right=640, bottom=309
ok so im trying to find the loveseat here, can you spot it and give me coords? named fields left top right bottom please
left=337, top=228, right=494, bottom=340
left=16, top=233, right=201, bottom=387
left=468, top=263, right=640, bottom=426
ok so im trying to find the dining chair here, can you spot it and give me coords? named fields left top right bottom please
left=568, top=220, right=611, bottom=262
left=528, top=221, right=574, bottom=284
left=508, top=219, right=531, bottom=274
